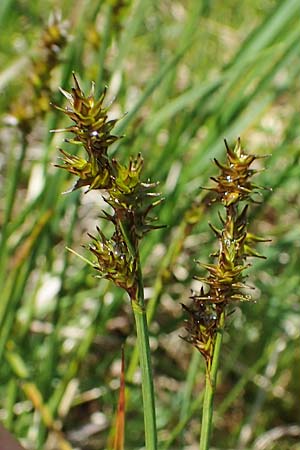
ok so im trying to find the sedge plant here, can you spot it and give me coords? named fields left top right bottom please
left=52, top=74, right=162, bottom=450
left=182, top=138, right=269, bottom=450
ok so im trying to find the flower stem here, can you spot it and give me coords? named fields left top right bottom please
left=131, top=256, right=157, bottom=450
left=199, top=311, right=225, bottom=450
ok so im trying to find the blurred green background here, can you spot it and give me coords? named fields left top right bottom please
left=1, top=1, right=300, bottom=449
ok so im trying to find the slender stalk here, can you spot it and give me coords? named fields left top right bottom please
left=199, top=311, right=225, bottom=450
left=131, top=257, right=157, bottom=450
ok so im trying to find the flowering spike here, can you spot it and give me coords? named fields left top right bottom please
left=54, top=74, right=162, bottom=295
left=183, top=139, right=269, bottom=369
left=53, top=74, right=121, bottom=162
left=88, top=229, right=136, bottom=293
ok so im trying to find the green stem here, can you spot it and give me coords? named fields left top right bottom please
left=199, top=311, right=225, bottom=450
left=131, top=257, right=157, bottom=450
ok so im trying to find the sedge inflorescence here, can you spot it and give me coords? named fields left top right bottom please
left=54, top=74, right=162, bottom=297
left=183, top=138, right=268, bottom=369
left=11, top=13, right=68, bottom=134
